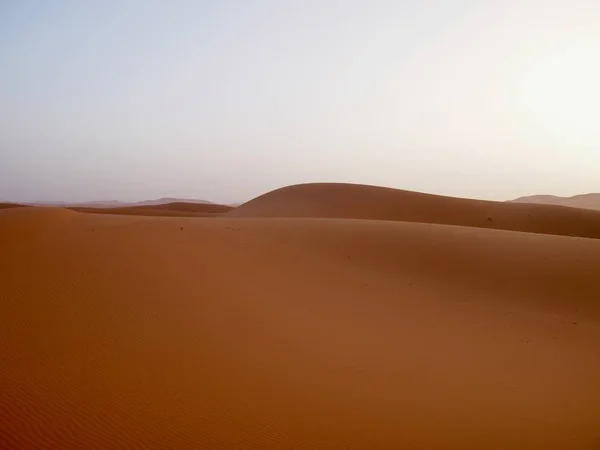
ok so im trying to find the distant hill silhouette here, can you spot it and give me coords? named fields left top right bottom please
left=510, top=194, right=600, bottom=211
left=25, top=198, right=214, bottom=208
left=72, top=202, right=233, bottom=217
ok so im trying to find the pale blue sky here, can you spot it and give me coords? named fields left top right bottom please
left=1, top=0, right=599, bottom=204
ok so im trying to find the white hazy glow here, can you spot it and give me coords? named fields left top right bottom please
left=0, top=0, right=598, bottom=204
left=520, top=44, right=600, bottom=146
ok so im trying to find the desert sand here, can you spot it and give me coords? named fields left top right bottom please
left=227, top=183, right=600, bottom=239
left=2, top=183, right=600, bottom=449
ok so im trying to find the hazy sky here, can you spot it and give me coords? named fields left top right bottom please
left=1, top=0, right=599, bottom=204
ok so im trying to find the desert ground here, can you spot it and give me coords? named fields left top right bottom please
left=1, top=183, right=599, bottom=449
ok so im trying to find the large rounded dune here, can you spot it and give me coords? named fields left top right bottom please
left=227, top=183, right=600, bottom=239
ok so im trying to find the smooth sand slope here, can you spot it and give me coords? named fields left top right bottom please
left=72, top=202, right=233, bottom=217
left=511, top=193, right=600, bottom=211
left=1, top=202, right=600, bottom=449
left=227, top=183, right=600, bottom=239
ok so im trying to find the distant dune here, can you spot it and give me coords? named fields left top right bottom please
left=0, top=202, right=28, bottom=209
left=120, top=197, right=216, bottom=207
left=510, top=193, right=600, bottom=210
left=26, top=197, right=214, bottom=208
left=227, top=182, right=600, bottom=239
left=72, top=202, right=233, bottom=217
left=2, top=184, right=600, bottom=449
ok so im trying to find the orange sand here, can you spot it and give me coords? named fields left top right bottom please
left=2, top=184, right=600, bottom=449
left=227, top=183, right=600, bottom=239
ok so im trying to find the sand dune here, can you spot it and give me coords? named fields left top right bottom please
left=2, top=205, right=599, bottom=449
left=227, top=183, right=600, bottom=239
left=26, top=197, right=215, bottom=208
left=0, top=202, right=27, bottom=209
left=72, top=202, right=233, bottom=217
left=511, top=193, right=600, bottom=210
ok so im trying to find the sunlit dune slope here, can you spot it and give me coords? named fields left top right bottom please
left=1, top=206, right=599, bottom=449
left=72, top=202, right=233, bottom=217
left=227, top=183, right=600, bottom=239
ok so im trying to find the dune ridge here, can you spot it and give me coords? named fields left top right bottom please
left=227, top=183, right=600, bottom=239
left=25, top=197, right=215, bottom=208
left=72, top=202, right=233, bottom=217
left=2, top=202, right=600, bottom=449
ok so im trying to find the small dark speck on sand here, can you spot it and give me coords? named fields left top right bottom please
left=180, top=227, right=183, bottom=231
left=573, top=321, right=578, bottom=325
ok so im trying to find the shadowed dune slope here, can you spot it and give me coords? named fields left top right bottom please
left=227, top=183, right=600, bottom=239
left=72, top=202, right=233, bottom=217
left=1, top=207, right=599, bottom=449
left=0, top=202, right=28, bottom=209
